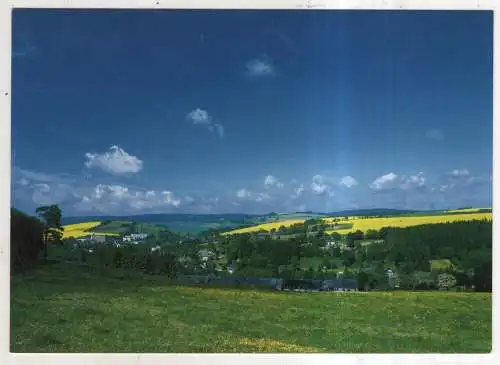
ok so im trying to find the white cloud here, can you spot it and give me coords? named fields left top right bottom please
left=84, top=145, right=143, bottom=174
left=187, top=109, right=224, bottom=138
left=291, top=184, right=305, bottom=199
left=439, top=184, right=452, bottom=192
left=264, top=175, right=277, bottom=187
left=75, top=184, right=181, bottom=213
left=466, top=176, right=489, bottom=185
left=256, top=192, right=271, bottom=203
left=339, top=176, right=358, bottom=188
left=311, top=175, right=328, bottom=195
left=16, top=168, right=64, bottom=183
left=33, top=183, right=50, bottom=193
left=370, top=173, right=399, bottom=191
left=236, top=188, right=252, bottom=199
left=264, top=175, right=284, bottom=189
left=425, top=129, right=444, bottom=141
left=400, top=172, right=426, bottom=190
left=245, top=58, right=275, bottom=76
left=18, top=177, right=30, bottom=186
left=186, top=108, right=211, bottom=124
left=30, top=183, right=76, bottom=206
left=214, top=123, right=224, bottom=138
left=162, top=191, right=181, bottom=207
left=449, top=169, right=470, bottom=177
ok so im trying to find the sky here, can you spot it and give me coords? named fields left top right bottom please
left=11, top=9, right=493, bottom=216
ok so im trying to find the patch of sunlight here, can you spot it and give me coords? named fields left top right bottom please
left=236, top=337, right=322, bottom=352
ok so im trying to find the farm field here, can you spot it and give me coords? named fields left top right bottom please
left=324, top=212, right=492, bottom=234
left=11, top=263, right=491, bottom=353
left=430, top=259, right=455, bottom=271
left=91, top=221, right=132, bottom=235
left=223, top=211, right=492, bottom=235
left=222, top=219, right=305, bottom=235
left=61, top=222, right=103, bottom=239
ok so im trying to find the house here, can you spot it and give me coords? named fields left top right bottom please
left=198, top=249, right=215, bottom=262
left=325, top=241, right=341, bottom=248
left=123, top=233, right=148, bottom=242
left=77, top=235, right=93, bottom=243
left=89, top=234, right=107, bottom=243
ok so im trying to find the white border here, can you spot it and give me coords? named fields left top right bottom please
left=1, top=1, right=497, bottom=365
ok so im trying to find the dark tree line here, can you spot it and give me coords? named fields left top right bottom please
left=11, top=208, right=44, bottom=273
left=11, top=206, right=64, bottom=273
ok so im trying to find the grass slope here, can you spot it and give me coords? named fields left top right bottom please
left=11, top=263, right=491, bottom=353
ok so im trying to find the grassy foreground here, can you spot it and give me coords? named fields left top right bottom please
left=11, top=264, right=491, bottom=353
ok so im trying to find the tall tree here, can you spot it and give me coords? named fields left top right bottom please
left=35, top=205, right=64, bottom=261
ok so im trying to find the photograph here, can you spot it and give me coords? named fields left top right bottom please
left=10, top=7, right=492, bottom=353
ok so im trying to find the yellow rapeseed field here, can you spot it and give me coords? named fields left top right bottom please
left=62, top=221, right=103, bottom=239
left=324, top=212, right=492, bottom=234
left=223, top=212, right=492, bottom=235
left=222, top=219, right=304, bottom=235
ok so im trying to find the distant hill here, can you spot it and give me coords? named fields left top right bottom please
left=61, top=213, right=257, bottom=225
left=61, top=210, right=422, bottom=227
left=325, top=208, right=421, bottom=217
left=61, top=213, right=260, bottom=235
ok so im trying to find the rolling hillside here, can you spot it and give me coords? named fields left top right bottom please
left=223, top=209, right=492, bottom=235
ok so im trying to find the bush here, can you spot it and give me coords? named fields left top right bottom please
left=11, top=208, right=44, bottom=273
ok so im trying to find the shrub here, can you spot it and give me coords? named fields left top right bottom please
left=11, top=208, right=44, bottom=273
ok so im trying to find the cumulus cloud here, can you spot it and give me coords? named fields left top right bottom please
left=18, top=177, right=29, bottom=186
left=311, top=175, right=329, bottom=195
left=339, top=176, right=358, bottom=188
left=31, top=183, right=77, bottom=206
left=84, top=145, right=143, bottom=174
left=236, top=188, right=252, bottom=199
left=425, top=129, right=444, bottom=141
left=439, top=184, right=453, bottom=192
left=162, top=191, right=181, bottom=207
left=370, top=173, right=399, bottom=191
left=449, top=168, right=470, bottom=178
left=214, top=123, right=224, bottom=138
left=187, top=108, right=224, bottom=138
left=291, top=184, right=305, bottom=199
left=186, top=108, right=211, bottom=124
left=15, top=168, right=64, bottom=183
left=400, top=172, right=426, bottom=190
left=255, top=192, right=271, bottom=203
left=245, top=57, right=275, bottom=77
left=264, top=175, right=284, bottom=189
left=75, top=184, right=181, bottom=213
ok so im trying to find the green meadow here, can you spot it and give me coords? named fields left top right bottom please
left=11, top=263, right=491, bottom=353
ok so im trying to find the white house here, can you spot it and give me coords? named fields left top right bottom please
left=123, top=233, right=148, bottom=242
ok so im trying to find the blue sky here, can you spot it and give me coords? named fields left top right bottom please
left=11, top=9, right=493, bottom=216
